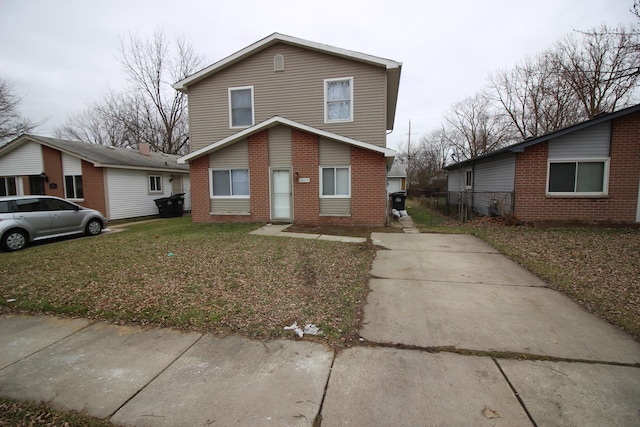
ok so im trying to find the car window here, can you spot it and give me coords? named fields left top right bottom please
left=43, top=198, right=76, bottom=211
left=0, top=201, right=10, bottom=213
left=15, top=198, right=47, bottom=212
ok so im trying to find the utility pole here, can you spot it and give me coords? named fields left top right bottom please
left=406, top=120, right=411, bottom=191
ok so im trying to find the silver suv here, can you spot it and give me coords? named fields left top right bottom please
left=0, top=195, right=107, bottom=251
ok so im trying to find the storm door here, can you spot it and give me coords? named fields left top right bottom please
left=271, top=169, right=292, bottom=221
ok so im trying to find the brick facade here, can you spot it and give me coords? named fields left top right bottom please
left=514, top=112, right=640, bottom=224
left=81, top=160, right=106, bottom=215
left=42, top=146, right=64, bottom=198
left=191, top=127, right=389, bottom=226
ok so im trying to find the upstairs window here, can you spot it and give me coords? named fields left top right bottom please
left=325, top=77, right=353, bottom=122
left=547, top=159, right=609, bottom=196
left=229, top=87, right=254, bottom=128
left=149, top=175, right=162, bottom=193
left=64, top=175, right=83, bottom=199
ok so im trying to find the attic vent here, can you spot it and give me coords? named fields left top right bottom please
left=274, top=54, right=284, bottom=72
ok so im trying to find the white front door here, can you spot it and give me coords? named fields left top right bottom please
left=272, top=169, right=292, bottom=221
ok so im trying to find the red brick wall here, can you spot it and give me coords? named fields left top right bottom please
left=189, top=155, right=212, bottom=222
left=81, top=161, right=106, bottom=216
left=42, top=146, right=64, bottom=198
left=515, top=113, right=640, bottom=224
left=292, top=129, right=320, bottom=224
left=190, top=127, right=389, bottom=226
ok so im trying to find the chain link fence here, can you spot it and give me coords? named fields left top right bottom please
left=411, top=190, right=514, bottom=223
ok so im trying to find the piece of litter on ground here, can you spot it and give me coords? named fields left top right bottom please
left=6, top=299, right=17, bottom=303
left=284, top=322, right=323, bottom=337
left=303, top=324, right=322, bottom=335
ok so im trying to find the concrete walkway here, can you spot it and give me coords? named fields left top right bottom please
left=2, top=220, right=640, bottom=426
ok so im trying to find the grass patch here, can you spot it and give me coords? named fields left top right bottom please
left=407, top=198, right=640, bottom=341
left=0, top=397, right=114, bottom=427
left=0, top=217, right=375, bottom=347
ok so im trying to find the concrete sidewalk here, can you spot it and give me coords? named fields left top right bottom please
left=2, top=223, right=640, bottom=426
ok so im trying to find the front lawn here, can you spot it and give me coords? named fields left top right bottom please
left=0, top=218, right=375, bottom=347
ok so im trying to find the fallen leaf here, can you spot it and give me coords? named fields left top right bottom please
left=482, top=406, right=500, bottom=419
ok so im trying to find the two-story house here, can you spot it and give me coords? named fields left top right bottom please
left=175, top=33, right=402, bottom=227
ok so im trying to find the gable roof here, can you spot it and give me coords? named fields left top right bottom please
left=445, top=103, right=640, bottom=170
left=173, top=32, right=402, bottom=130
left=178, top=116, right=396, bottom=167
left=0, top=134, right=189, bottom=172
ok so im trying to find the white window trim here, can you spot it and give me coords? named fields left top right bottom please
left=209, top=168, right=251, bottom=198
left=319, top=166, right=351, bottom=198
left=324, top=77, right=354, bottom=123
left=464, top=168, right=473, bottom=190
left=228, top=86, right=255, bottom=129
left=149, top=175, right=163, bottom=193
left=546, top=158, right=610, bottom=197
left=64, top=175, right=84, bottom=200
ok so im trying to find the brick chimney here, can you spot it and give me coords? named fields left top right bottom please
left=138, top=143, right=151, bottom=156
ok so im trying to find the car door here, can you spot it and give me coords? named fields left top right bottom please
left=13, top=198, right=52, bottom=238
left=42, top=198, right=84, bottom=235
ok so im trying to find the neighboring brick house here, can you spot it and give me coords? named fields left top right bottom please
left=175, top=33, right=402, bottom=227
left=0, top=134, right=190, bottom=220
left=445, top=104, right=640, bottom=225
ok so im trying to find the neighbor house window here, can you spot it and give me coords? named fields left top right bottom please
left=149, top=175, right=162, bottom=193
left=325, top=77, right=353, bottom=122
left=465, top=169, right=473, bottom=189
left=547, top=159, right=609, bottom=196
left=64, top=175, right=83, bottom=199
left=211, top=169, right=250, bottom=197
left=321, top=166, right=350, bottom=197
left=229, top=86, right=254, bottom=128
left=0, top=177, right=17, bottom=196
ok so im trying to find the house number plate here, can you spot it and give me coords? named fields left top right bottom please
left=298, top=178, right=310, bottom=183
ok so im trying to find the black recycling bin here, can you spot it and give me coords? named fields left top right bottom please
left=154, top=197, right=173, bottom=218
left=391, top=192, right=407, bottom=211
left=169, top=193, right=185, bottom=217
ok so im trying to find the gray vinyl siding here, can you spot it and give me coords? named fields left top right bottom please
left=474, top=154, right=515, bottom=192
left=320, top=198, right=351, bottom=216
left=548, top=122, right=611, bottom=158
left=319, top=138, right=351, bottom=215
left=319, top=138, right=350, bottom=165
left=188, top=43, right=387, bottom=152
left=0, top=141, right=43, bottom=175
left=209, top=140, right=251, bottom=214
left=106, top=168, right=171, bottom=220
left=268, top=126, right=292, bottom=167
left=447, top=169, right=463, bottom=192
left=209, top=139, right=249, bottom=168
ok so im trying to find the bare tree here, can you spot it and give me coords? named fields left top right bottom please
left=58, top=29, right=203, bottom=154
left=488, top=53, right=582, bottom=139
left=551, top=24, right=640, bottom=118
left=0, top=78, right=38, bottom=142
left=442, top=93, right=515, bottom=160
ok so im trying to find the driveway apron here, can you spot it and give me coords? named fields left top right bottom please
left=323, top=232, right=640, bottom=426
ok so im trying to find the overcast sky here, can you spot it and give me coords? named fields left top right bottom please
left=0, top=0, right=637, bottom=151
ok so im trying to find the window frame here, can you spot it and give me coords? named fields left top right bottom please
left=149, top=175, right=163, bottom=193
left=546, top=158, right=610, bottom=197
left=320, top=166, right=351, bottom=198
left=64, top=175, right=84, bottom=200
left=0, top=177, right=17, bottom=197
left=464, top=168, right=473, bottom=190
left=228, top=86, right=255, bottom=129
left=209, top=168, right=250, bottom=198
left=324, top=77, right=354, bottom=123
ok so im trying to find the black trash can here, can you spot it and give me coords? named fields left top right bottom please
left=169, top=193, right=185, bottom=217
left=154, top=197, right=173, bottom=218
left=391, top=192, right=407, bottom=211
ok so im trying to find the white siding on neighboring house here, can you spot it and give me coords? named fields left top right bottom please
left=548, top=122, right=610, bottom=158
left=0, top=141, right=43, bottom=175
left=474, top=154, right=515, bottom=191
left=105, top=168, right=172, bottom=220
left=62, top=153, right=82, bottom=175
left=447, top=168, right=463, bottom=192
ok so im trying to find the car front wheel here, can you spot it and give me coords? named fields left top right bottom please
left=85, top=219, right=103, bottom=236
left=2, top=229, right=27, bottom=251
